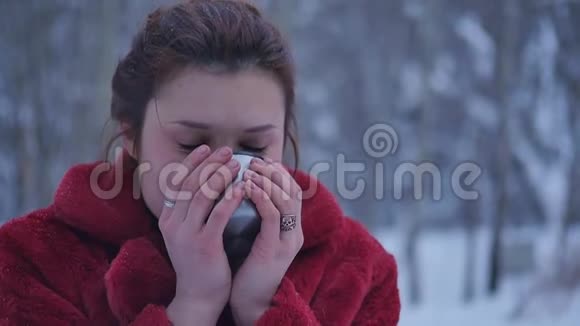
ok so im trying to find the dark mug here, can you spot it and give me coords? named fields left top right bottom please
left=215, top=151, right=262, bottom=273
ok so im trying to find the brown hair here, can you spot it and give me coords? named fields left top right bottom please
left=105, top=0, right=299, bottom=171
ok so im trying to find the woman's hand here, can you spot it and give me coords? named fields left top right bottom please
left=230, top=158, right=304, bottom=325
left=159, top=145, right=243, bottom=326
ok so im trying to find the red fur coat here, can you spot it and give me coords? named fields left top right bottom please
left=0, top=154, right=400, bottom=325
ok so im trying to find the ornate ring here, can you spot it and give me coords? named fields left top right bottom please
left=280, top=214, right=297, bottom=232
left=163, top=199, right=176, bottom=208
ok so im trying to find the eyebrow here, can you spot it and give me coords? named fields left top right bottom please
left=170, top=120, right=276, bottom=133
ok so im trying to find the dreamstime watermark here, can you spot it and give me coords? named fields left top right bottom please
left=90, top=123, right=482, bottom=202
left=300, top=123, right=481, bottom=201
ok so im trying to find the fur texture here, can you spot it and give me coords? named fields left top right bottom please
left=0, top=154, right=400, bottom=325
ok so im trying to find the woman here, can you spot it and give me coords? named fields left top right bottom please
left=0, top=1, right=400, bottom=325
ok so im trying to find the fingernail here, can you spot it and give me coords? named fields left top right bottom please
left=234, top=181, right=244, bottom=195
left=219, top=147, right=232, bottom=157
left=264, top=157, right=273, bottom=164
left=227, top=159, right=239, bottom=169
left=197, top=144, right=209, bottom=154
left=251, top=158, right=264, bottom=166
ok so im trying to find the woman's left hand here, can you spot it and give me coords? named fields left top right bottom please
left=229, top=157, right=304, bottom=326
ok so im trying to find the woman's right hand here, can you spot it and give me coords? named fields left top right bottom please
left=159, top=145, right=243, bottom=325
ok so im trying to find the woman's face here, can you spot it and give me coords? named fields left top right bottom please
left=130, top=67, right=286, bottom=218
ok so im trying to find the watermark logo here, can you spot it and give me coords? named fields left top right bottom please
left=89, top=122, right=482, bottom=203
left=363, top=123, right=399, bottom=158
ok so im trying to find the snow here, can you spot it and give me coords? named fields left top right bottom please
left=428, top=54, right=457, bottom=96
left=374, top=228, right=580, bottom=326
left=466, top=95, right=499, bottom=131
left=301, top=80, right=329, bottom=108
left=312, top=113, right=339, bottom=142
left=403, top=1, right=425, bottom=20
left=510, top=17, right=574, bottom=269
left=455, top=14, right=496, bottom=80
left=295, top=0, right=322, bottom=26
left=399, top=62, right=424, bottom=111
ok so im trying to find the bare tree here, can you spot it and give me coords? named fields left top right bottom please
left=487, top=0, right=520, bottom=295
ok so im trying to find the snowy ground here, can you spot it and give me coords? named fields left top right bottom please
left=374, top=227, right=580, bottom=326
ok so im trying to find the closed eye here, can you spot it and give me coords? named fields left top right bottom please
left=177, top=143, right=204, bottom=153
left=177, top=143, right=266, bottom=153
left=240, top=145, right=267, bottom=153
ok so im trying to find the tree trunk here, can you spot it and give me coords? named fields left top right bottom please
left=487, top=0, right=519, bottom=295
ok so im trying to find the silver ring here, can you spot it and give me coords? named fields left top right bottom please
left=280, top=214, right=297, bottom=232
left=163, top=199, right=176, bottom=208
